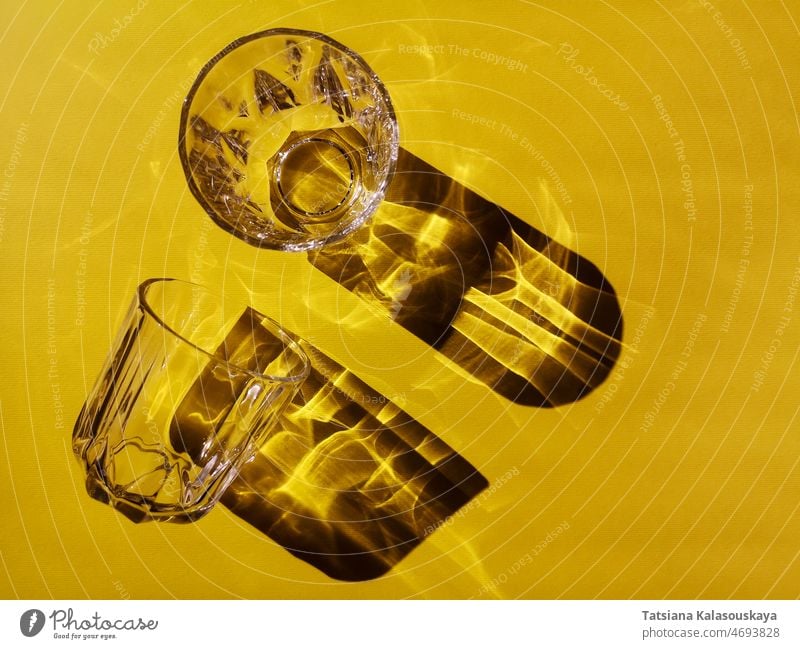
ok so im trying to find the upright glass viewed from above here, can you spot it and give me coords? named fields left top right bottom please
left=72, top=278, right=310, bottom=523
left=180, top=28, right=399, bottom=251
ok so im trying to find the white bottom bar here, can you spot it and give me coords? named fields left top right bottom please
left=1, top=600, right=797, bottom=648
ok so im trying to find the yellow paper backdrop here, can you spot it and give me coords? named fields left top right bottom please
left=1, top=0, right=798, bottom=598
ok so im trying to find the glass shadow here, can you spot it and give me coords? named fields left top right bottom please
left=310, top=148, right=624, bottom=407
left=172, top=307, right=488, bottom=581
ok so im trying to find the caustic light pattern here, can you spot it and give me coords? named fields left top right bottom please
left=312, top=148, right=623, bottom=407
left=177, top=308, right=488, bottom=581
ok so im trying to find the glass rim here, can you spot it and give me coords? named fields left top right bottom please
left=137, top=278, right=310, bottom=385
left=178, top=27, right=400, bottom=252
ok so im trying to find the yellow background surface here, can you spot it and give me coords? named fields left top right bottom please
left=1, top=0, right=799, bottom=598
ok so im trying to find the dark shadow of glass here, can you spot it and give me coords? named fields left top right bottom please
left=309, top=148, right=624, bottom=407
left=171, top=307, right=488, bottom=581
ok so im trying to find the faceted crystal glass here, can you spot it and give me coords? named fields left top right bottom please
left=179, top=28, right=398, bottom=251
left=72, top=278, right=309, bottom=523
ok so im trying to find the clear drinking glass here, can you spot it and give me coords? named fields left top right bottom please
left=179, top=28, right=398, bottom=251
left=72, top=278, right=309, bottom=523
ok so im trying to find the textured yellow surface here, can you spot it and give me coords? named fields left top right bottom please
left=1, top=0, right=799, bottom=598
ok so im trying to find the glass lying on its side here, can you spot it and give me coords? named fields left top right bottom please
left=73, top=278, right=309, bottom=523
